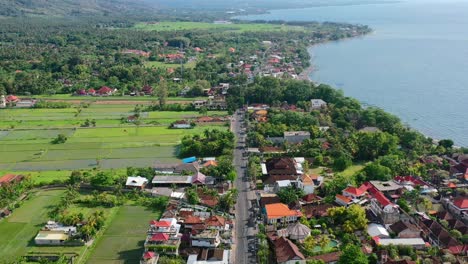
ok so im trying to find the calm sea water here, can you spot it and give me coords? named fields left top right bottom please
left=240, top=0, right=468, bottom=146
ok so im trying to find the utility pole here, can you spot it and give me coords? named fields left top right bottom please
left=180, top=42, right=184, bottom=80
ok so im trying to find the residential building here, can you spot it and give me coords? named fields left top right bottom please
left=140, top=251, right=159, bottom=264
left=152, top=175, right=192, bottom=186
left=187, top=249, right=230, bottom=264
left=448, top=197, right=468, bottom=217
left=310, top=99, right=327, bottom=110
left=389, top=220, right=421, bottom=238
left=153, top=162, right=200, bottom=174
left=369, top=191, right=400, bottom=225
left=206, top=215, right=229, bottom=231
left=335, top=194, right=353, bottom=207
left=144, top=233, right=181, bottom=255
left=0, top=174, right=24, bottom=186
left=272, top=236, right=306, bottom=264
left=191, top=229, right=221, bottom=248
left=125, top=176, right=148, bottom=189
left=283, top=131, right=310, bottom=144
left=372, top=237, right=427, bottom=249
left=308, top=252, right=341, bottom=264
left=342, top=186, right=366, bottom=199
left=149, top=218, right=181, bottom=236
left=34, top=231, right=69, bottom=245
left=264, top=203, right=302, bottom=225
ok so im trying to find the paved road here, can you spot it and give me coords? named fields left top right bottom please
left=232, top=109, right=257, bottom=264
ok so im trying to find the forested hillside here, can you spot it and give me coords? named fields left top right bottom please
left=0, top=0, right=152, bottom=17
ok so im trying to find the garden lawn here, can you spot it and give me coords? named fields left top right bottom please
left=86, top=205, right=163, bottom=264
left=0, top=190, right=68, bottom=262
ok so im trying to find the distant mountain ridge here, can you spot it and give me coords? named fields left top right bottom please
left=0, top=0, right=153, bottom=17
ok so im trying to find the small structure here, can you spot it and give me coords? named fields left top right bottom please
left=172, top=120, right=192, bottom=129
left=389, top=220, right=421, bottom=238
left=97, top=86, right=115, bottom=96
left=367, top=223, right=390, bottom=238
left=182, top=156, right=197, bottom=164
left=359, top=126, right=381, bottom=133
left=310, top=99, right=327, bottom=110
left=126, top=176, right=148, bottom=189
left=34, top=230, right=69, bottom=245
left=0, top=95, right=6, bottom=108
left=140, top=251, right=159, bottom=264
left=286, top=222, right=311, bottom=241
left=127, top=115, right=138, bottom=123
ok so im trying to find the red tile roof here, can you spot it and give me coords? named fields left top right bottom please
left=153, top=221, right=171, bottom=227
left=143, top=251, right=156, bottom=259
left=309, top=251, right=341, bottom=263
left=184, top=215, right=203, bottom=225
left=150, top=233, right=169, bottom=242
left=344, top=186, right=365, bottom=196
left=0, top=174, right=23, bottom=185
left=203, top=160, right=218, bottom=167
left=336, top=194, right=352, bottom=204
left=373, top=191, right=392, bottom=207
left=453, top=197, right=468, bottom=209
left=206, top=215, right=226, bottom=227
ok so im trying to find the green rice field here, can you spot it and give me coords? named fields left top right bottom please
left=134, top=21, right=304, bottom=32
left=86, top=205, right=163, bottom=264
left=0, top=101, right=228, bottom=176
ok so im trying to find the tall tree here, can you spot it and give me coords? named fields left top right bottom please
left=338, top=244, right=369, bottom=264
left=157, top=79, right=168, bottom=108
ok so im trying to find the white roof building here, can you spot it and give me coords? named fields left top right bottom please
left=367, top=223, right=390, bottom=238
left=126, top=176, right=148, bottom=187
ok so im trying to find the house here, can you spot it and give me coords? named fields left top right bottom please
left=369, top=180, right=402, bottom=196
left=283, top=131, right=310, bottom=144
left=448, top=197, right=468, bottom=216
left=372, top=237, right=427, bottom=249
left=34, top=231, right=69, bottom=245
left=186, top=249, right=230, bottom=264
left=303, top=204, right=333, bottom=219
left=272, top=236, right=306, bottom=264
left=202, top=160, right=218, bottom=168
left=152, top=175, right=193, bottom=187
left=140, top=251, right=159, bottom=264
left=418, top=218, right=460, bottom=248
left=264, top=203, right=302, bottom=225
left=194, top=47, right=203, bottom=52
left=144, top=233, right=181, bottom=255
left=266, top=158, right=300, bottom=177
left=206, top=215, right=229, bottom=231
left=192, top=172, right=207, bottom=185
left=0, top=174, right=24, bottom=186
left=125, top=176, right=148, bottom=189
left=301, top=193, right=322, bottom=204
left=335, top=194, right=353, bottom=207
left=191, top=229, right=221, bottom=248
left=149, top=218, right=181, bottom=236
left=142, top=85, right=154, bottom=95
left=88, top=89, right=96, bottom=95
left=360, top=182, right=400, bottom=224
left=97, top=86, right=114, bottom=96
left=389, top=220, right=421, bottom=238
left=172, top=120, right=192, bottom=129
left=154, top=162, right=200, bottom=174
left=259, top=193, right=282, bottom=208
left=308, top=252, right=341, bottom=264
left=127, top=115, right=138, bottom=123
left=367, top=223, right=390, bottom=238
left=286, top=222, right=311, bottom=241
left=343, top=186, right=366, bottom=199
left=310, top=99, right=327, bottom=110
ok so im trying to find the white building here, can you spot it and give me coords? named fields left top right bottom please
left=310, top=99, right=327, bottom=110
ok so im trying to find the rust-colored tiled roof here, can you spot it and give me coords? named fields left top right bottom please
left=273, top=236, right=305, bottom=263
left=265, top=203, right=302, bottom=219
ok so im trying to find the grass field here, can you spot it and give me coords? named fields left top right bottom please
left=0, top=190, right=69, bottom=262
left=134, top=21, right=305, bottom=33
left=24, top=94, right=205, bottom=102
left=0, top=101, right=228, bottom=175
left=86, top=205, right=163, bottom=264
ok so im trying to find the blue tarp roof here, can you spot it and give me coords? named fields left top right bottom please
left=182, top=156, right=197, bottom=163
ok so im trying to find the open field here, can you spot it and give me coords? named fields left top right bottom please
left=23, top=94, right=206, bottom=102
left=134, top=21, right=305, bottom=32
left=0, top=102, right=228, bottom=173
left=86, top=205, right=163, bottom=264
